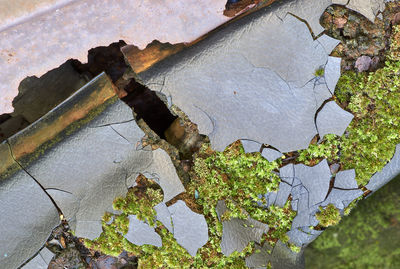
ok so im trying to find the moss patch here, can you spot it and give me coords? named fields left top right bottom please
left=306, top=175, right=400, bottom=269
left=85, top=142, right=297, bottom=267
left=315, top=204, right=341, bottom=228
left=297, top=25, right=400, bottom=187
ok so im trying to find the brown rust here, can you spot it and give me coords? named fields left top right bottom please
left=8, top=74, right=116, bottom=161
left=122, top=40, right=186, bottom=74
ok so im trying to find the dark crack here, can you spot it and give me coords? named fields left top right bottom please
left=6, top=140, right=64, bottom=219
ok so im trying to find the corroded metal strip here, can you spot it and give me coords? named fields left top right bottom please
left=5, top=73, right=117, bottom=168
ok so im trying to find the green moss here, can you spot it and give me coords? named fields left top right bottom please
left=188, top=142, right=296, bottom=245
left=306, top=175, right=400, bottom=269
left=315, top=204, right=341, bottom=227
left=315, top=67, right=325, bottom=77
left=297, top=28, right=400, bottom=186
left=86, top=142, right=297, bottom=268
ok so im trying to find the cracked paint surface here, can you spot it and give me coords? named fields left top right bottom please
left=216, top=200, right=268, bottom=256
left=140, top=5, right=345, bottom=152
left=0, top=143, right=59, bottom=269
left=0, top=74, right=186, bottom=267
left=168, top=200, right=209, bottom=257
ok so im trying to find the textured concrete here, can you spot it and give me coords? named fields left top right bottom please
left=168, top=201, right=208, bottom=256
left=140, top=4, right=342, bottom=153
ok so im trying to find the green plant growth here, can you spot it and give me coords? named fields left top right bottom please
left=298, top=25, right=400, bottom=186
left=314, top=67, right=325, bottom=77
left=188, top=142, right=296, bottom=245
left=85, top=142, right=297, bottom=268
left=315, top=204, right=341, bottom=227
left=306, top=175, right=400, bottom=269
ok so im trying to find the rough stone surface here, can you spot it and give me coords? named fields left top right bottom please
left=216, top=200, right=268, bottom=256
left=154, top=202, right=173, bottom=233
left=316, top=101, right=354, bottom=139
left=292, top=193, right=312, bottom=228
left=295, top=160, right=332, bottom=206
left=124, top=215, right=162, bottom=247
left=21, top=253, right=48, bottom=269
left=366, top=144, right=400, bottom=192
left=0, top=0, right=231, bottom=114
left=334, top=169, right=358, bottom=189
left=168, top=201, right=208, bottom=256
left=0, top=168, right=59, bottom=269
left=275, top=181, right=292, bottom=207
left=321, top=189, right=364, bottom=209
left=141, top=8, right=341, bottom=152
left=355, top=55, right=373, bottom=72
left=262, top=148, right=282, bottom=162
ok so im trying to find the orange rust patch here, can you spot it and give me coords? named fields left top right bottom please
left=122, top=40, right=186, bottom=74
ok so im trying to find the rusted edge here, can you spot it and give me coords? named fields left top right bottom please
left=123, top=0, right=287, bottom=75
left=0, top=72, right=117, bottom=177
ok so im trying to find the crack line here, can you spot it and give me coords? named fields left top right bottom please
left=6, top=140, right=65, bottom=219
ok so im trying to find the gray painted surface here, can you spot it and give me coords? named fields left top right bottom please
left=124, top=215, right=162, bottom=247
left=334, top=169, right=358, bottom=189
left=366, top=144, right=400, bottom=192
left=154, top=202, right=173, bottom=233
left=316, top=101, right=354, bottom=139
left=168, top=201, right=208, bottom=256
left=0, top=168, right=59, bottom=269
left=216, top=200, right=268, bottom=256
left=295, top=160, right=332, bottom=206
left=140, top=6, right=342, bottom=153
left=262, top=148, right=282, bottom=162
left=321, top=189, right=364, bottom=210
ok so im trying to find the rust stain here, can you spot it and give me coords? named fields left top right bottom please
left=122, top=0, right=281, bottom=75
left=9, top=74, right=116, bottom=161
left=122, top=40, right=186, bottom=74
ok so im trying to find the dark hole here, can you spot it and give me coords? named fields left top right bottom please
left=121, top=79, right=177, bottom=139
left=71, top=40, right=128, bottom=83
